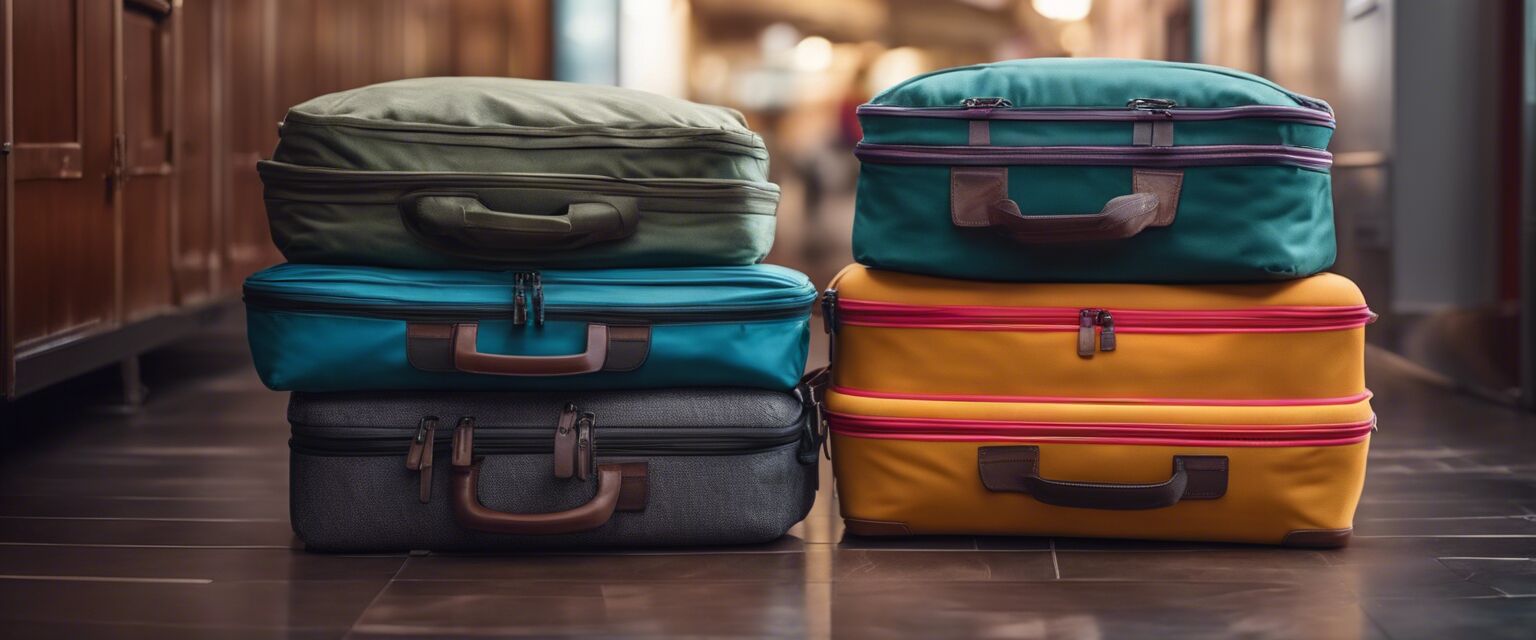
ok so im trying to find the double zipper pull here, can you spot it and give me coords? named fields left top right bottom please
left=530, top=273, right=545, bottom=327
left=405, top=417, right=439, bottom=504
left=962, top=97, right=1012, bottom=108
left=1077, top=309, right=1117, bottom=358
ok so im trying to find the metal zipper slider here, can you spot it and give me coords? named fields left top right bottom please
left=1097, top=310, right=1116, bottom=352
left=1127, top=98, right=1177, bottom=114
left=513, top=273, right=528, bottom=326
left=962, top=97, right=1013, bottom=108
left=1078, top=309, right=1099, bottom=358
left=405, top=416, right=438, bottom=504
left=531, top=272, right=545, bottom=327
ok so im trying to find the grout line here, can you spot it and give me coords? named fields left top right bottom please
left=0, top=542, right=292, bottom=550
left=1049, top=539, right=1061, bottom=580
left=1438, top=557, right=1535, bottom=561
left=0, top=574, right=212, bottom=585
left=0, top=515, right=285, bottom=523
left=342, top=554, right=411, bottom=640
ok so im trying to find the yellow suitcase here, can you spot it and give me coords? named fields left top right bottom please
left=822, top=265, right=1374, bottom=546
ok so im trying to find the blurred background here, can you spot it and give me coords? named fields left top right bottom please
left=3, top=0, right=1534, bottom=408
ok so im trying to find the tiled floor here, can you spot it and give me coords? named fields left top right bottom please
left=1, top=314, right=1535, bottom=639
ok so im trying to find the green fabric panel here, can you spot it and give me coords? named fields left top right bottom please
left=872, top=58, right=1327, bottom=110
left=852, top=163, right=1335, bottom=282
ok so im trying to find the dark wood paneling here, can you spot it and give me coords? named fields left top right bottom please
left=121, top=0, right=177, bottom=320
left=175, top=0, right=217, bottom=304
left=11, top=0, right=116, bottom=352
left=4, top=0, right=555, bottom=397
left=219, top=0, right=280, bottom=294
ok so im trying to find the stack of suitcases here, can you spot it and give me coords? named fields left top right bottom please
left=245, top=78, right=821, bottom=552
left=825, top=58, right=1375, bottom=547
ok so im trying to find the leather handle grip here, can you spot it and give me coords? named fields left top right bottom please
left=951, top=167, right=1183, bottom=244
left=402, top=193, right=638, bottom=253
left=979, top=446, right=1227, bottom=511
left=449, top=419, right=646, bottom=535
left=405, top=322, right=651, bottom=377
left=454, top=323, right=609, bottom=376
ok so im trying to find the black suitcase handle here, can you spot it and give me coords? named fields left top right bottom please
left=401, top=192, right=639, bottom=253
left=978, top=446, right=1227, bottom=510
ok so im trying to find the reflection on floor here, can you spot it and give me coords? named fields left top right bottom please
left=1, top=314, right=1534, bottom=639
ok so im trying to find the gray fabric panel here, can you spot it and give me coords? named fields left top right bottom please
left=288, top=389, right=805, bottom=432
left=291, top=443, right=814, bottom=552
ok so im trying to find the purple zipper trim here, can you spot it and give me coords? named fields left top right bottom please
left=854, top=143, right=1334, bottom=171
left=856, top=104, right=1336, bottom=127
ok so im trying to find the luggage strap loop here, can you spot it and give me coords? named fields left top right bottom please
left=406, top=322, right=650, bottom=376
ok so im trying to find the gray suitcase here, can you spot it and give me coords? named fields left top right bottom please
left=287, top=386, right=821, bottom=552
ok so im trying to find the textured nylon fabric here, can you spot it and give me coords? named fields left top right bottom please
left=289, top=388, right=806, bottom=430
left=291, top=445, right=815, bottom=552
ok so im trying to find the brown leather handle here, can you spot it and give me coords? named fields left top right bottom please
left=979, top=446, right=1226, bottom=511
left=455, top=323, right=607, bottom=376
left=951, top=167, right=1183, bottom=244
left=450, top=418, right=646, bottom=535
left=405, top=322, right=651, bottom=377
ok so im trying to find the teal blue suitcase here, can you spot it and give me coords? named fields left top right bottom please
left=244, top=264, right=815, bottom=392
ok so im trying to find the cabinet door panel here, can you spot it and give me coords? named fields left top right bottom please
left=11, top=0, right=116, bottom=350
left=175, top=0, right=217, bottom=303
left=221, top=0, right=281, bottom=293
left=120, top=0, right=178, bottom=319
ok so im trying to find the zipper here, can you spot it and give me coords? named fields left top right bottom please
left=282, top=111, right=765, bottom=153
left=857, top=101, right=1334, bottom=126
left=257, top=161, right=780, bottom=202
left=827, top=412, right=1376, bottom=448
left=243, top=289, right=810, bottom=324
left=829, top=297, right=1375, bottom=358
left=293, top=425, right=805, bottom=457
left=854, top=143, right=1333, bottom=171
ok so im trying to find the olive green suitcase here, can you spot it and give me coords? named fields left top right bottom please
left=261, top=77, right=779, bottom=269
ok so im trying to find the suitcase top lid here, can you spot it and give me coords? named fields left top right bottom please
left=867, top=58, right=1331, bottom=113
left=285, top=77, right=758, bottom=137
left=244, top=264, right=817, bottom=312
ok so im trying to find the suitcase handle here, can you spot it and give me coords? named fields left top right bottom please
left=402, top=193, right=639, bottom=253
left=950, top=168, right=1183, bottom=243
left=405, top=322, right=651, bottom=376
left=450, top=418, right=647, bottom=535
left=978, top=446, right=1226, bottom=510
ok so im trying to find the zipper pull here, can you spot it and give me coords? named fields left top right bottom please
left=531, top=272, right=545, bottom=327
left=962, top=97, right=1012, bottom=108
left=553, top=403, right=579, bottom=479
left=1097, top=310, right=1117, bottom=352
left=574, top=412, right=595, bottom=481
left=405, top=416, right=438, bottom=504
left=1078, top=309, right=1098, bottom=358
left=821, top=289, right=838, bottom=334
left=1127, top=98, right=1177, bottom=115
left=512, top=273, right=528, bottom=326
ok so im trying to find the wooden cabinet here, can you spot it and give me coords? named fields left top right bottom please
left=1, top=0, right=552, bottom=398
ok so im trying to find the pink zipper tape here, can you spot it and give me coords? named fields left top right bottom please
left=832, top=385, right=1373, bottom=407
left=836, top=299, right=1375, bottom=333
left=828, top=412, right=1375, bottom=447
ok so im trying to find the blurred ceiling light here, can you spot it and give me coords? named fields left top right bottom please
left=759, top=22, right=801, bottom=61
left=1032, top=0, right=1092, bottom=21
left=793, top=36, right=834, bottom=72
left=868, top=47, right=928, bottom=95
left=1058, top=21, right=1091, bottom=55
